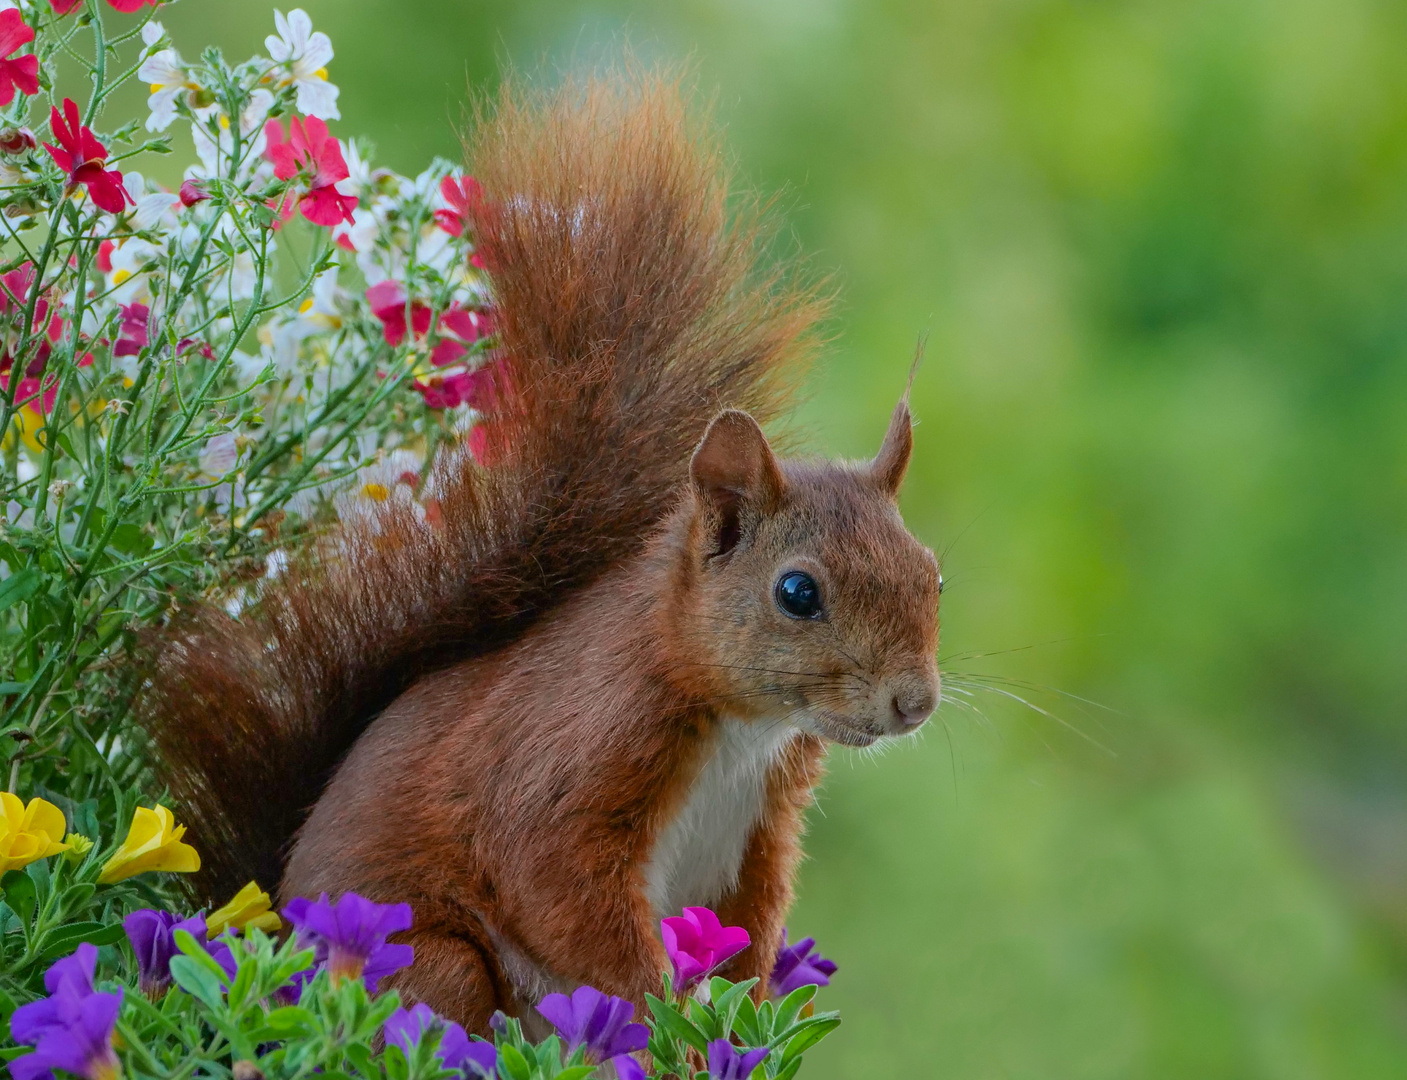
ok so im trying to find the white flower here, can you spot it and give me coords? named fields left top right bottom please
left=105, top=237, right=162, bottom=305
left=333, top=449, right=424, bottom=527
left=122, top=172, right=181, bottom=231
left=138, top=48, right=196, bottom=132
left=188, top=90, right=275, bottom=182
left=266, top=9, right=339, bottom=120
left=197, top=432, right=246, bottom=510
left=141, top=20, right=166, bottom=49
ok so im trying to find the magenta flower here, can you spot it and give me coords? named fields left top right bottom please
left=435, top=174, right=482, bottom=237
left=10, top=945, right=123, bottom=1080
left=264, top=115, right=357, bottom=227
left=178, top=179, right=210, bottom=207
left=768, top=930, right=837, bottom=998
left=366, top=280, right=431, bottom=346
left=412, top=362, right=501, bottom=411
left=385, top=1003, right=497, bottom=1078
left=536, top=985, right=648, bottom=1080
left=282, top=892, right=414, bottom=990
left=429, top=304, right=493, bottom=368
left=44, top=99, right=131, bottom=215
left=113, top=303, right=149, bottom=358
left=660, top=907, right=750, bottom=992
left=0, top=9, right=39, bottom=108
left=706, top=1040, right=769, bottom=1080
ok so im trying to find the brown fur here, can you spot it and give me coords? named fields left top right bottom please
left=142, top=71, right=940, bottom=1030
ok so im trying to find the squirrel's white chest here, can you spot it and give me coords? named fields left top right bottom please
left=643, top=716, right=796, bottom=918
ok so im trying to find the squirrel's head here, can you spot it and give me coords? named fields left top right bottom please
left=667, top=402, right=941, bottom=747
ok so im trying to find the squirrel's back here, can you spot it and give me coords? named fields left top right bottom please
left=142, top=71, right=827, bottom=903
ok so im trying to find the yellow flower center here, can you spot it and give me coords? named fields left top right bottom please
left=314, top=67, right=329, bottom=80
left=111, top=269, right=132, bottom=285
left=362, top=482, right=390, bottom=501
left=299, top=297, right=315, bottom=313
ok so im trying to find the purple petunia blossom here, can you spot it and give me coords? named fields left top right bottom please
left=706, top=1039, right=769, bottom=1080
left=537, top=985, right=648, bottom=1079
left=385, top=1002, right=497, bottom=1078
left=660, top=907, right=750, bottom=992
left=282, top=892, right=414, bottom=991
left=10, top=946, right=123, bottom=1080
left=123, top=908, right=211, bottom=996
left=768, top=930, right=837, bottom=998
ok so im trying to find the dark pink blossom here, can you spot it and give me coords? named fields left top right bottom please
left=0, top=125, right=36, bottom=155
left=113, top=303, right=149, bottom=357
left=43, top=99, right=130, bottom=215
left=264, top=115, right=356, bottom=227
left=0, top=10, right=39, bottom=108
left=660, top=907, right=750, bottom=992
left=178, top=179, right=210, bottom=207
left=435, top=174, right=482, bottom=237
left=366, top=280, right=431, bottom=346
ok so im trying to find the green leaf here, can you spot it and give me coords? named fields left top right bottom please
left=0, top=568, right=41, bottom=613
left=107, top=523, right=154, bottom=556
left=779, top=1017, right=840, bottom=1066
left=170, top=953, right=227, bottom=1009
left=261, top=1005, right=315, bottom=1038
left=38, top=921, right=124, bottom=959
left=343, top=1042, right=377, bottom=1079
left=732, top=993, right=762, bottom=1046
left=2, top=871, right=36, bottom=925
left=648, top=997, right=710, bottom=1054
left=551, top=1068, right=595, bottom=1080
left=773, top=1059, right=802, bottom=1080
left=498, top=1044, right=532, bottom=1080
left=382, top=1044, right=409, bottom=1080
left=772, top=984, right=816, bottom=1035
left=711, top=978, right=758, bottom=1039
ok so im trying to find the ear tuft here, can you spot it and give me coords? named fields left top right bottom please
left=690, top=410, right=785, bottom=557
left=871, top=398, right=913, bottom=497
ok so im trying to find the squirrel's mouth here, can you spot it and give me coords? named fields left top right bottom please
left=795, top=707, right=883, bottom=748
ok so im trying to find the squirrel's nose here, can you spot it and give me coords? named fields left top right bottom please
left=889, top=672, right=940, bottom=729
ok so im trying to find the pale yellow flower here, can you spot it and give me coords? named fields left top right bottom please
left=98, top=805, right=200, bottom=884
left=63, top=832, right=95, bottom=865
left=207, top=881, right=283, bottom=936
left=0, top=793, right=70, bottom=873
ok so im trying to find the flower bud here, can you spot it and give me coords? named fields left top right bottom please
left=178, top=179, right=210, bottom=207
left=0, top=127, right=36, bottom=155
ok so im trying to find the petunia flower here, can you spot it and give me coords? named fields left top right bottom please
left=385, top=1003, right=498, bottom=1078
left=768, top=930, right=837, bottom=998
left=263, top=115, right=356, bottom=226
left=660, top=907, right=751, bottom=993
left=0, top=9, right=39, bottom=108
left=537, top=985, right=648, bottom=1080
left=266, top=8, right=339, bottom=120
left=434, top=174, right=483, bottom=237
left=0, top=793, right=70, bottom=874
left=98, top=804, right=201, bottom=884
left=123, top=909, right=211, bottom=997
left=206, top=881, right=283, bottom=936
left=282, top=892, right=414, bottom=990
left=43, top=99, right=131, bottom=215
left=10, top=985, right=123, bottom=1080
left=706, top=1039, right=769, bottom=1080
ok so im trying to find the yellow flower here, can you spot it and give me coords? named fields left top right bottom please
left=207, top=881, right=283, bottom=936
left=0, top=793, right=70, bottom=873
left=98, top=805, right=200, bottom=884
left=63, top=832, right=95, bottom=865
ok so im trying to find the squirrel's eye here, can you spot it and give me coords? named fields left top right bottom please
left=775, top=571, right=823, bottom=620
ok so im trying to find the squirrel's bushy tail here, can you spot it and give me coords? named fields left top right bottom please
left=141, top=71, right=827, bottom=903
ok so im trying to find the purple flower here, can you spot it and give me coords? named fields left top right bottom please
left=385, top=1003, right=497, bottom=1078
left=768, top=930, right=837, bottom=998
left=659, top=907, right=750, bottom=992
left=123, top=908, right=211, bottom=996
left=10, top=947, right=123, bottom=1080
left=537, top=985, right=648, bottom=1079
left=282, top=892, right=414, bottom=991
left=707, top=1039, right=769, bottom=1080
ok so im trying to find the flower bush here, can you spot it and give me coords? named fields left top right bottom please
left=0, top=3, right=842, bottom=1077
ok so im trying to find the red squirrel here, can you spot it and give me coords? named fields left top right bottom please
left=143, top=73, right=941, bottom=1031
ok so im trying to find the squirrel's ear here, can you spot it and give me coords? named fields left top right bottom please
left=871, top=397, right=913, bottom=498
left=691, top=410, right=785, bottom=557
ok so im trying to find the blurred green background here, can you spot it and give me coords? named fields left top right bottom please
left=162, top=1, right=1407, bottom=1075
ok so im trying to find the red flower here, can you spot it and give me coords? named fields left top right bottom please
left=43, top=99, right=131, bottom=215
left=263, top=116, right=356, bottom=227
left=429, top=303, right=493, bottom=367
left=411, top=359, right=506, bottom=411
left=50, top=0, right=158, bottom=12
left=47, top=0, right=83, bottom=13
left=96, top=240, right=115, bottom=273
left=113, top=303, right=149, bottom=357
left=0, top=10, right=38, bottom=108
left=0, top=125, right=36, bottom=155
left=435, top=175, right=482, bottom=238
left=366, top=281, right=430, bottom=346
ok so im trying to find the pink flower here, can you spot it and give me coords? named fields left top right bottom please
left=660, top=907, right=750, bottom=993
left=435, top=174, right=483, bottom=237
left=105, top=0, right=159, bottom=11
left=113, top=303, right=149, bottom=357
left=0, top=126, right=36, bottom=155
left=178, top=179, right=210, bottom=207
left=411, top=366, right=497, bottom=411
left=0, top=10, right=38, bottom=108
left=44, top=99, right=131, bottom=215
left=46, top=0, right=83, bottom=13
left=264, top=115, right=356, bottom=227
left=429, top=304, right=493, bottom=368
left=366, top=281, right=430, bottom=346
